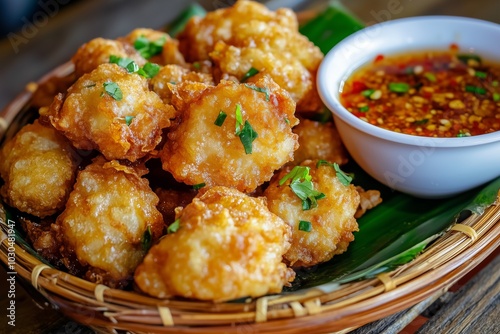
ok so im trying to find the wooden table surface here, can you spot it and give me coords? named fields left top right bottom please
left=0, top=0, right=499, bottom=333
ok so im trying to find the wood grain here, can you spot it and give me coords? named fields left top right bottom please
left=416, top=254, right=500, bottom=334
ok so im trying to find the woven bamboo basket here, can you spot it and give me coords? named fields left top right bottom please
left=1, top=61, right=499, bottom=334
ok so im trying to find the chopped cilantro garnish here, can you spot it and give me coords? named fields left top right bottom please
left=238, top=120, right=258, bottom=154
left=109, top=56, right=159, bottom=78
left=279, top=165, right=311, bottom=186
left=457, top=130, right=471, bottom=137
left=361, top=89, right=375, bottom=97
left=167, top=219, right=180, bottom=234
left=359, top=105, right=369, bottom=112
left=124, top=115, right=135, bottom=126
left=233, top=104, right=257, bottom=154
left=285, top=118, right=290, bottom=125
left=493, top=93, right=500, bottom=102
left=333, top=163, right=353, bottom=186
left=465, top=85, right=486, bottom=95
left=193, top=183, right=206, bottom=190
left=279, top=166, right=326, bottom=210
left=235, top=104, right=243, bottom=135
left=316, top=160, right=353, bottom=186
left=424, top=72, right=436, bottom=82
left=244, top=84, right=270, bottom=101
left=214, top=110, right=227, bottom=126
left=193, top=62, right=201, bottom=70
left=388, top=82, right=410, bottom=93
left=141, top=226, right=152, bottom=251
left=134, top=35, right=165, bottom=59
left=103, top=82, right=123, bottom=101
left=109, top=55, right=139, bottom=73
left=475, top=71, right=487, bottom=79
left=241, top=67, right=259, bottom=82
left=137, top=62, right=160, bottom=78
left=298, top=220, right=312, bottom=232
left=414, top=118, right=429, bottom=125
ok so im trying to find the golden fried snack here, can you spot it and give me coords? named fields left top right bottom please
left=264, top=160, right=360, bottom=267
left=72, top=37, right=146, bottom=78
left=160, top=75, right=298, bottom=192
left=135, top=186, right=294, bottom=301
left=211, top=42, right=318, bottom=111
left=178, top=0, right=323, bottom=111
left=44, top=63, right=175, bottom=161
left=292, top=118, right=349, bottom=165
left=150, top=64, right=214, bottom=105
left=179, top=0, right=298, bottom=61
left=0, top=120, right=78, bottom=218
left=55, top=156, right=164, bottom=288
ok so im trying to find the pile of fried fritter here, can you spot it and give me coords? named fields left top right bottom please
left=0, top=0, right=381, bottom=302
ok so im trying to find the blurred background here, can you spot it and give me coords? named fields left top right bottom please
left=0, top=0, right=499, bottom=111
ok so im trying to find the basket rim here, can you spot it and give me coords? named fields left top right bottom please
left=1, top=201, right=498, bottom=332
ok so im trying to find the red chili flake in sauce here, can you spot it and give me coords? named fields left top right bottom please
left=340, top=48, right=500, bottom=137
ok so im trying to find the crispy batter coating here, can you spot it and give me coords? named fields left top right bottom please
left=150, top=64, right=214, bottom=105
left=44, top=63, right=175, bottom=161
left=211, top=41, right=319, bottom=111
left=264, top=160, right=360, bottom=267
left=160, top=75, right=298, bottom=192
left=55, top=157, right=164, bottom=288
left=355, top=186, right=383, bottom=218
left=134, top=186, right=294, bottom=301
left=72, top=37, right=146, bottom=78
left=178, top=0, right=323, bottom=111
left=292, top=118, right=349, bottom=165
left=20, top=217, right=62, bottom=266
left=0, top=120, right=78, bottom=218
left=179, top=0, right=298, bottom=61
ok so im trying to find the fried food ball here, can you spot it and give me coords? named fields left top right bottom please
left=44, top=63, right=175, bottom=161
left=160, top=75, right=298, bottom=192
left=0, top=120, right=79, bottom=218
left=55, top=156, right=164, bottom=288
left=292, top=118, right=349, bottom=165
left=178, top=0, right=323, bottom=111
left=72, top=37, right=146, bottom=78
left=134, top=186, right=294, bottom=301
left=120, top=28, right=186, bottom=66
left=264, top=160, right=360, bottom=267
left=210, top=41, right=319, bottom=111
left=150, top=64, right=214, bottom=105
left=179, top=0, right=299, bottom=61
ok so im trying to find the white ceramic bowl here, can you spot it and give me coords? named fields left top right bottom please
left=317, top=16, right=500, bottom=198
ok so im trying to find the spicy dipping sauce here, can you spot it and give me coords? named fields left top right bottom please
left=340, top=45, right=500, bottom=137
